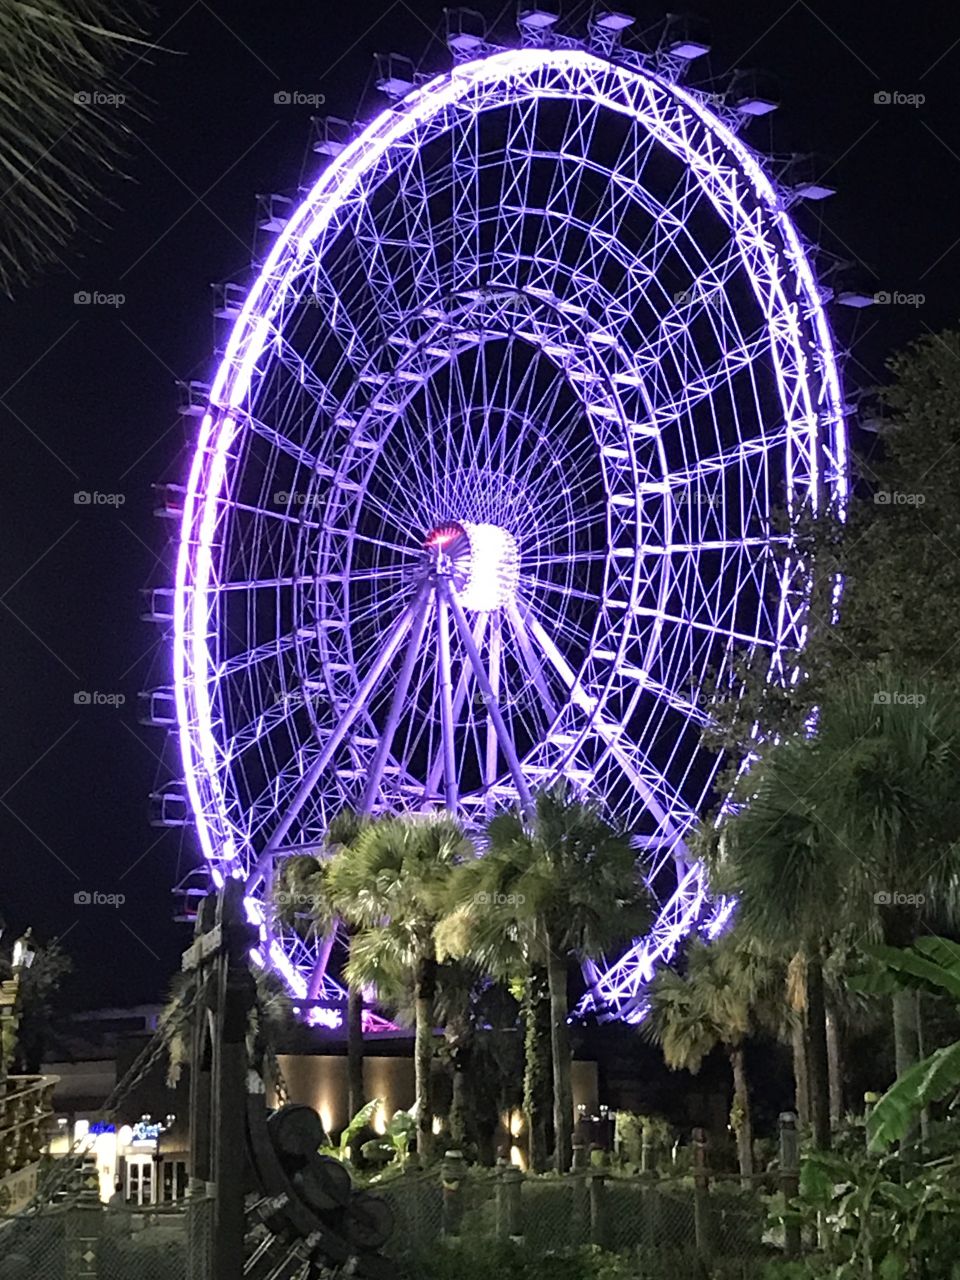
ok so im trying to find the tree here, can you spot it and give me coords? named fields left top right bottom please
left=273, top=812, right=381, bottom=1119
left=326, top=812, right=473, bottom=1160
left=0, top=0, right=151, bottom=293
left=714, top=739, right=843, bottom=1149
left=472, top=787, right=652, bottom=1172
left=646, top=932, right=778, bottom=1185
left=437, top=842, right=554, bottom=1170
left=1, top=935, right=72, bottom=1074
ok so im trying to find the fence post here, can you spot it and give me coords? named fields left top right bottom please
left=496, top=1165, right=523, bottom=1242
left=441, top=1150, right=466, bottom=1238
left=65, top=1181, right=103, bottom=1280
left=641, top=1128, right=656, bottom=1175
left=779, top=1111, right=801, bottom=1259
left=588, top=1172, right=607, bottom=1248
left=692, top=1127, right=713, bottom=1262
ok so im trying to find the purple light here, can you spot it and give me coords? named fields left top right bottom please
left=173, top=44, right=847, bottom=1022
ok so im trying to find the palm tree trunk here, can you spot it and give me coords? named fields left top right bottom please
left=347, top=984, right=365, bottom=1119
left=729, top=1043, right=754, bottom=1188
left=893, top=987, right=920, bottom=1157
left=826, top=1004, right=843, bottom=1126
left=523, top=966, right=551, bottom=1172
left=791, top=1019, right=809, bottom=1127
left=546, top=944, right=573, bottom=1173
left=414, top=953, right=437, bottom=1160
left=805, top=952, right=831, bottom=1149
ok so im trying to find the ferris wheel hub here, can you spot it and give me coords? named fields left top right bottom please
left=424, top=520, right=519, bottom=611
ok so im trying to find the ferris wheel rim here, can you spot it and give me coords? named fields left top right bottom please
left=172, top=42, right=848, bottom=1017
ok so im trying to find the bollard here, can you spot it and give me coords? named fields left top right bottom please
left=588, top=1172, right=606, bottom=1248
left=571, top=1141, right=588, bottom=1171
left=692, top=1127, right=713, bottom=1262
left=641, top=1130, right=656, bottom=1175
left=496, top=1165, right=524, bottom=1241
left=779, top=1111, right=801, bottom=1259
left=441, top=1149, right=467, bottom=1238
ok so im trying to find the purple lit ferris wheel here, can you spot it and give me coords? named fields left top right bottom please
left=172, top=20, right=847, bottom=1022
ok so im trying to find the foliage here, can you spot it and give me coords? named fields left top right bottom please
left=783, top=1144, right=960, bottom=1279
left=0, top=0, right=153, bottom=293
left=1, top=935, right=72, bottom=1073
left=319, top=1097, right=382, bottom=1162
left=849, top=937, right=960, bottom=1150
left=645, top=932, right=779, bottom=1072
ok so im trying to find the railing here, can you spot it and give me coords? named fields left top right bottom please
left=0, top=1074, right=59, bottom=1180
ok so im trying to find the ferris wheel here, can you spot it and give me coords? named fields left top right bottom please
left=171, top=10, right=847, bottom=1022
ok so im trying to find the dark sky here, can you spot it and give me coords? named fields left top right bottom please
left=1, top=0, right=957, bottom=1010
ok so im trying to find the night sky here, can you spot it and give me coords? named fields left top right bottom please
left=1, top=0, right=957, bottom=1010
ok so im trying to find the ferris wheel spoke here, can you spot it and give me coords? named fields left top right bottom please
left=436, top=591, right=459, bottom=812
left=247, top=584, right=428, bottom=890
left=442, top=580, right=533, bottom=813
left=360, top=592, right=434, bottom=813
left=484, top=609, right=503, bottom=798
left=516, top=599, right=694, bottom=854
left=424, top=611, right=487, bottom=799
left=503, top=599, right=559, bottom=723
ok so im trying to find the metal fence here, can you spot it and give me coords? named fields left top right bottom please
left=375, top=1161, right=776, bottom=1271
left=0, top=1200, right=205, bottom=1280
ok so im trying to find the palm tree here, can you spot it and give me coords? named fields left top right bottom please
left=646, top=933, right=778, bottom=1185
left=0, top=0, right=151, bottom=293
left=809, top=667, right=960, bottom=1093
left=715, top=737, right=844, bottom=1148
left=717, top=665, right=960, bottom=1149
left=476, top=786, right=653, bottom=1172
left=436, top=838, right=554, bottom=1170
left=326, top=812, right=473, bottom=1160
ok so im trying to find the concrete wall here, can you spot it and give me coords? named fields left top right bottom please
left=277, top=1052, right=598, bottom=1139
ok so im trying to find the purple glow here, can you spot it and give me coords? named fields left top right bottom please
left=173, top=43, right=847, bottom=1022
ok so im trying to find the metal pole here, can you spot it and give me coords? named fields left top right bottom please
left=779, top=1111, right=801, bottom=1259
left=442, top=581, right=533, bottom=813
left=360, top=588, right=433, bottom=812
left=248, top=590, right=421, bottom=889
left=436, top=591, right=459, bottom=811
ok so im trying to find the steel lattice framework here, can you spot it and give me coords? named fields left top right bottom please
left=173, top=43, right=847, bottom=1021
